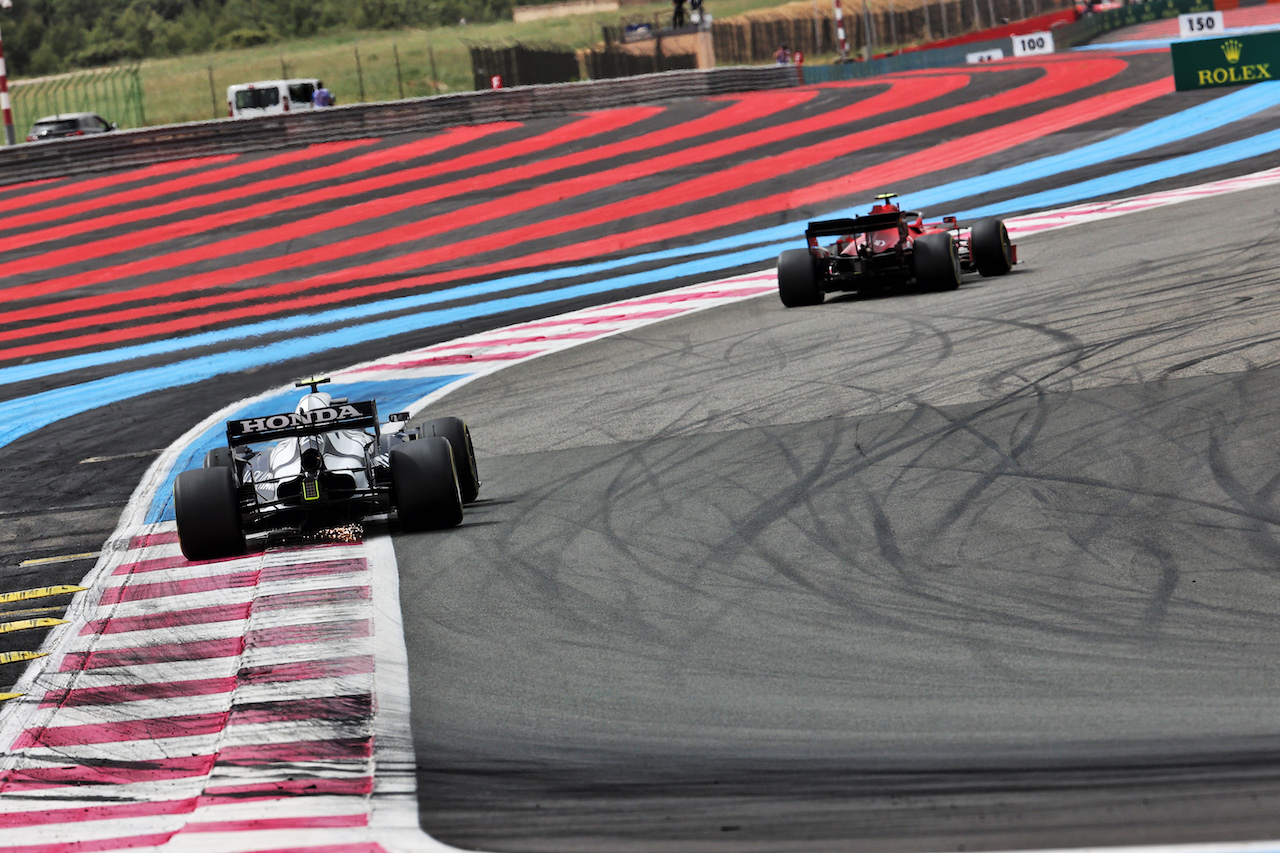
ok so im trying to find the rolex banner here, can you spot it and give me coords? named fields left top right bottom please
left=1171, top=31, right=1280, bottom=91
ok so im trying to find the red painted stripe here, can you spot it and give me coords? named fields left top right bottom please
left=0, top=754, right=215, bottom=788
left=3, top=63, right=1136, bottom=358
left=0, top=90, right=824, bottom=337
left=41, top=677, right=237, bottom=707
left=200, top=776, right=373, bottom=799
left=128, top=530, right=180, bottom=549
left=0, top=156, right=236, bottom=214
left=216, top=737, right=372, bottom=763
left=182, top=813, right=369, bottom=831
left=1, top=833, right=175, bottom=852
left=59, top=636, right=244, bottom=671
left=1, top=139, right=377, bottom=236
left=244, top=618, right=370, bottom=648
left=0, top=798, right=196, bottom=827
left=359, top=349, right=544, bottom=370
left=0, top=106, right=663, bottom=301
left=428, top=329, right=612, bottom=349
left=508, top=308, right=689, bottom=328
left=229, top=693, right=370, bottom=726
left=96, top=570, right=259, bottom=606
left=255, top=585, right=371, bottom=611
left=81, top=602, right=251, bottom=636
left=237, top=654, right=375, bottom=684
left=14, top=712, right=228, bottom=748
left=111, top=554, right=195, bottom=576
left=259, top=557, right=367, bottom=583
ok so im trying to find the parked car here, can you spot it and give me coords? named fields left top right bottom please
left=25, top=112, right=118, bottom=142
left=227, top=79, right=320, bottom=118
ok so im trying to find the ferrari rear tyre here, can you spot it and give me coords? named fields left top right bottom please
left=913, top=232, right=961, bottom=292
left=970, top=217, right=1013, bottom=277
left=391, top=437, right=464, bottom=531
left=204, top=447, right=234, bottom=469
left=422, top=417, right=480, bottom=503
left=777, top=249, right=823, bottom=308
left=174, top=467, right=246, bottom=561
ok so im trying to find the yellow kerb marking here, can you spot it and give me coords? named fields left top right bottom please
left=0, top=618, right=67, bottom=634
left=0, top=585, right=87, bottom=604
left=19, top=553, right=97, bottom=567
left=0, top=651, right=48, bottom=666
left=0, top=693, right=24, bottom=702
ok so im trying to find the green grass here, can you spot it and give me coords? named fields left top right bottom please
left=131, top=0, right=844, bottom=126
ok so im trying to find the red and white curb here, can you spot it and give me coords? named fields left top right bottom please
left=4, top=164, right=1280, bottom=851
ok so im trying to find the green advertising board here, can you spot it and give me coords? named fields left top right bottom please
left=1171, top=31, right=1280, bottom=91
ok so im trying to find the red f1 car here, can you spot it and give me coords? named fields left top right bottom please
left=777, top=193, right=1016, bottom=307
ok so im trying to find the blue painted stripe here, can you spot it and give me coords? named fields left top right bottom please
left=948, top=126, right=1280, bottom=220
left=7, top=82, right=1280, bottom=396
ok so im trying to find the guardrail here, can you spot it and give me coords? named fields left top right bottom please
left=0, top=64, right=798, bottom=187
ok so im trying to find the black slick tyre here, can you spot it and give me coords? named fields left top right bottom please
left=970, top=217, right=1013, bottom=277
left=913, top=232, right=961, bottom=292
left=174, top=466, right=246, bottom=561
left=422, top=417, right=480, bottom=503
left=391, top=437, right=464, bottom=531
left=777, top=249, right=823, bottom=307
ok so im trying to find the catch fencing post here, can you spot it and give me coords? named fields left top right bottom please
left=834, top=0, right=849, bottom=59
left=0, top=0, right=14, bottom=147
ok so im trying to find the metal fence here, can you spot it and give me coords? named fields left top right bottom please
left=714, top=0, right=1073, bottom=64
left=10, top=63, right=145, bottom=138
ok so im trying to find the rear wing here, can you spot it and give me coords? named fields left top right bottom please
left=227, top=399, right=379, bottom=447
left=805, top=212, right=905, bottom=241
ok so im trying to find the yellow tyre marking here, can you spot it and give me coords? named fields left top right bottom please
left=0, top=693, right=24, bottom=702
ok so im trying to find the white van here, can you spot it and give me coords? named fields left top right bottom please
left=227, top=79, right=320, bottom=118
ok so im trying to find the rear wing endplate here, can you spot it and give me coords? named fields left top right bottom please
left=227, top=399, right=380, bottom=446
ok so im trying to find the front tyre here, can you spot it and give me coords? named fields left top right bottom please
left=913, top=232, right=961, bottom=292
left=777, top=249, right=823, bottom=308
left=174, top=467, right=245, bottom=561
left=391, top=437, right=464, bottom=531
left=422, top=417, right=480, bottom=504
left=970, top=218, right=1013, bottom=277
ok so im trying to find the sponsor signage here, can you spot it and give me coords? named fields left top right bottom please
left=1178, top=10, right=1223, bottom=39
left=967, top=48, right=1005, bottom=63
left=227, top=400, right=379, bottom=444
left=1011, top=31, right=1054, bottom=57
left=1171, top=31, right=1280, bottom=91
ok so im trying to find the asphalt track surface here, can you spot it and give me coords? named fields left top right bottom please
left=4, top=37, right=1280, bottom=850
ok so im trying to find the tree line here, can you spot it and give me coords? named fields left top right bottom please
left=2, top=0, right=522, bottom=76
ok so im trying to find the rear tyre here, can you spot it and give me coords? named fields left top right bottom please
left=777, top=249, right=823, bottom=308
left=970, top=217, right=1013, bottom=277
left=913, top=232, right=961, bottom=292
left=391, top=437, right=464, bottom=531
left=422, top=417, right=480, bottom=503
left=174, top=467, right=245, bottom=561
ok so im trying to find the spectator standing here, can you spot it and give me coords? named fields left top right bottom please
left=672, top=0, right=686, bottom=27
left=312, top=81, right=334, bottom=108
left=774, top=43, right=791, bottom=64
left=690, top=0, right=703, bottom=25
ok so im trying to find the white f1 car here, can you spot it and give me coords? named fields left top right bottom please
left=173, top=378, right=479, bottom=560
